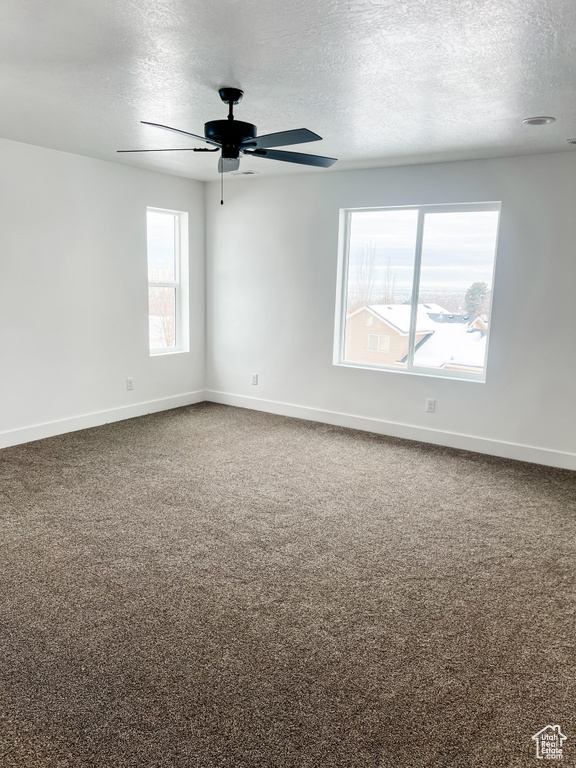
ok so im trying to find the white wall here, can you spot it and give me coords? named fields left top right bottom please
left=0, top=138, right=205, bottom=447
left=2, top=141, right=574, bottom=468
left=205, top=154, right=576, bottom=469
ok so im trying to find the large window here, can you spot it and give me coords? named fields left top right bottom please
left=334, top=203, right=500, bottom=381
left=147, top=208, right=189, bottom=355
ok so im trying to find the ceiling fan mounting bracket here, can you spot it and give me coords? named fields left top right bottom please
left=218, top=87, right=244, bottom=105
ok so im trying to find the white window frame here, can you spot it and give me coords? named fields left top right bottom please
left=333, top=202, right=501, bottom=382
left=147, top=207, right=189, bottom=356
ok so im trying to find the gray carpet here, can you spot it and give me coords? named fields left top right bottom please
left=0, top=403, right=574, bottom=767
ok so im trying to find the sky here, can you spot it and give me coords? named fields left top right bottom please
left=148, top=206, right=500, bottom=297
left=147, top=210, right=176, bottom=281
left=348, top=208, right=500, bottom=293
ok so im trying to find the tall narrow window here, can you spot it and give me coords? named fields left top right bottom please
left=335, top=203, right=500, bottom=381
left=147, top=208, right=189, bottom=354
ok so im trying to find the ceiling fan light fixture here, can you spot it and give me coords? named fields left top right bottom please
left=522, top=116, right=556, bottom=126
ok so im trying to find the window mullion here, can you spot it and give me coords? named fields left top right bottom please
left=406, top=208, right=425, bottom=370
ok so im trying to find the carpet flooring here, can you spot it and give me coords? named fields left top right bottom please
left=0, top=403, right=575, bottom=767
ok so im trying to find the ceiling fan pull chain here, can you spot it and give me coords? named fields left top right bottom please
left=221, top=164, right=224, bottom=205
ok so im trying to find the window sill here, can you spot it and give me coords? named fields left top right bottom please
left=333, top=360, right=486, bottom=383
left=149, top=348, right=190, bottom=357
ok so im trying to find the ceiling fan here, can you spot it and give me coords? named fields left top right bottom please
left=118, top=87, right=338, bottom=175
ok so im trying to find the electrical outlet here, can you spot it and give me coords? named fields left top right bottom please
left=251, top=373, right=259, bottom=385
left=126, top=378, right=134, bottom=391
left=426, top=398, right=436, bottom=413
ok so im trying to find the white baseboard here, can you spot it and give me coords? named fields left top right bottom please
left=205, top=390, right=576, bottom=471
left=0, top=391, right=207, bottom=450
left=4, top=388, right=574, bottom=471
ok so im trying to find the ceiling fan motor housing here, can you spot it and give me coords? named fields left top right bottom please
left=204, top=120, right=256, bottom=155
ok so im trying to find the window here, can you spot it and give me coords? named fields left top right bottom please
left=147, top=208, right=189, bottom=355
left=368, top=334, right=391, bottom=353
left=335, top=203, right=500, bottom=381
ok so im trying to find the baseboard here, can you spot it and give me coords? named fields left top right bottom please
left=4, top=388, right=574, bottom=471
left=0, top=391, right=207, bottom=450
left=205, top=390, right=576, bottom=471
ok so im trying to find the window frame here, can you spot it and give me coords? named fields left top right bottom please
left=333, top=202, right=501, bottom=382
left=147, top=207, right=189, bottom=356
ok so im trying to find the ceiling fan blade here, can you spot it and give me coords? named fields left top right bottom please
left=241, top=128, right=322, bottom=150
left=218, top=156, right=240, bottom=173
left=243, top=148, right=337, bottom=168
left=141, top=121, right=221, bottom=147
left=117, top=147, right=217, bottom=153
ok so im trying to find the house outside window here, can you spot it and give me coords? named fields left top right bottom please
left=334, top=203, right=501, bottom=381
left=147, top=208, right=189, bottom=355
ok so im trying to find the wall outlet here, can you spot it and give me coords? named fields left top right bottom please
left=426, top=398, right=436, bottom=413
left=126, top=378, right=134, bottom=391
left=251, top=373, right=259, bottom=385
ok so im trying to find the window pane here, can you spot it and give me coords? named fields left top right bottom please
left=147, top=211, right=176, bottom=282
left=413, top=210, right=499, bottom=375
left=148, top=287, right=176, bottom=349
left=378, top=335, right=391, bottom=353
left=343, top=209, right=418, bottom=368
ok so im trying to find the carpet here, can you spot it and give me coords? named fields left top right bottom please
left=0, top=403, right=574, bottom=767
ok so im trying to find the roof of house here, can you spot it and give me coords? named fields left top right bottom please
left=427, top=312, right=473, bottom=324
left=414, top=319, right=486, bottom=370
left=366, top=303, right=447, bottom=334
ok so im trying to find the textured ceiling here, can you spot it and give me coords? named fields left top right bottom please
left=2, top=0, right=576, bottom=181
